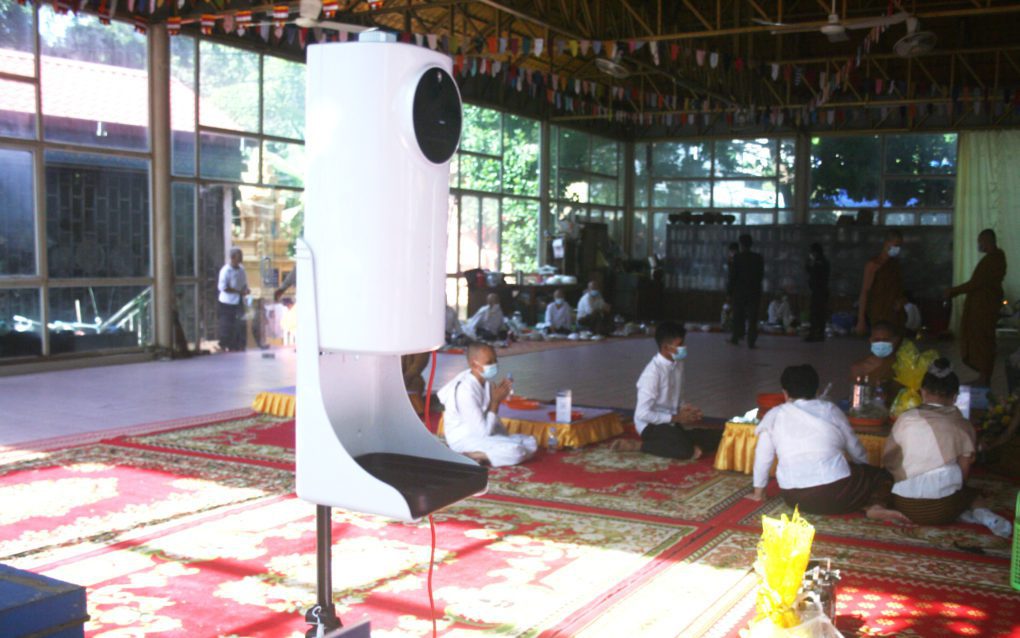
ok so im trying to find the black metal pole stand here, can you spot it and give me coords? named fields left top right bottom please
left=305, top=505, right=342, bottom=637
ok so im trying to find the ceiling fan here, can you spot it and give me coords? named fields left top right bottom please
left=754, top=1, right=909, bottom=43
left=253, top=0, right=372, bottom=33
left=893, top=16, right=937, bottom=57
left=595, top=49, right=631, bottom=79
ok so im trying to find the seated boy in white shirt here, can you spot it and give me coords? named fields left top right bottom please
left=631, top=322, right=721, bottom=460
left=466, top=293, right=509, bottom=342
left=544, top=289, right=573, bottom=334
left=436, top=342, right=538, bottom=467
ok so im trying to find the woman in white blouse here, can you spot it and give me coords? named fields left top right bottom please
left=748, top=364, right=909, bottom=523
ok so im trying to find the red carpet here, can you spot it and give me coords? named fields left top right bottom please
left=1, top=411, right=1017, bottom=637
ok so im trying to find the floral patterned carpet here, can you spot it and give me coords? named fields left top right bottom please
left=1, top=411, right=1018, bottom=637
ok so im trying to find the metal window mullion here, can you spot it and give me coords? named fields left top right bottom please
left=31, top=4, right=49, bottom=356
left=257, top=53, right=265, bottom=185
left=194, top=37, right=202, bottom=180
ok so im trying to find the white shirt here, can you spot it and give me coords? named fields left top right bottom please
left=767, top=299, right=792, bottom=327
left=904, top=303, right=922, bottom=332
left=891, top=462, right=963, bottom=499
left=437, top=369, right=503, bottom=448
left=545, top=300, right=572, bottom=330
left=445, top=305, right=462, bottom=336
left=217, top=264, right=248, bottom=305
left=466, top=304, right=505, bottom=337
left=753, top=399, right=868, bottom=490
left=634, top=353, right=684, bottom=435
left=577, top=291, right=605, bottom=319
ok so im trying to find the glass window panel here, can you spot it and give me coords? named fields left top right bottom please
left=460, top=104, right=501, bottom=155
left=0, top=0, right=35, bottom=76
left=884, top=212, right=915, bottom=226
left=714, top=138, right=776, bottom=177
left=459, top=196, right=479, bottom=271
left=634, top=143, right=649, bottom=208
left=199, top=132, right=260, bottom=182
left=446, top=195, right=458, bottom=274
left=590, top=176, right=618, bottom=205
left=170, top=36, right=196, bottom=177
left=744, top=212, right=774, bottom=225
left=262, top=55, right=305, bottom=140
left=171, top=182, right=195, bottom=277
left=809, top=135, right=880, bottom=208
left=449, top=154, right=459, bottom=188
left=480, top=197, right=499, bottom=271
left=40, top=7, right=149, bottom=150
left=884, top=133, right=957, bottom=175
left=175, top=283, right=197, bottom=347
left=502, top=114, right=540, bottom=196
left=651, top=212, right=668, bottom=258
left=198, top=41, right=259, bottom=133
left=807, top=209, right=856, bottom=225
left=883, top=177, right=954, bottom=208
left=459, top=154, right=501, bottom=192
left=0, top=79, right=36, bottom=139
left=0, top=148, right=37, bottom=275
left=920, top=212, right=952, bottom=226
left=556, top=170, right=589, bottom=203
left=713, top=180, right=777, bottom=208
left=651, top=142, right=710, bottom=177
left=631, top=211, right=648, bottom=258
left=48, top=285, right=151, bottom=353
left=591, top=137, right=618, bottom=175
left=44, top=150, right=150, bottom=278
left=0, top=288, right=41, bottom=358
left=778, top=138, right=796, bottom=207
left=501, top=198, right=538, bottom=273
left=605, top=210, right=623, bottom=245
left=262, top=140, right=304, bottom=187
left=557, top=127, right=589, bottom=171
left=652, top=180, right=711, bottom=208
left=778, top=210, right=794, bottom=225
left=445, top=277, right=461, bottom=318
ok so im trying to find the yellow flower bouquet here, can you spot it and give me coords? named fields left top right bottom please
left=743, top=509, right=817, bottom=637
left=890, top=340, right=940, bottom=419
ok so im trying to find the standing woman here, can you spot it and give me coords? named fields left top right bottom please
left=805, top=243, right=830, bottom=342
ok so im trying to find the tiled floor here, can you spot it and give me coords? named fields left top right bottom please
left=1, top=332, right=1010, bottom=447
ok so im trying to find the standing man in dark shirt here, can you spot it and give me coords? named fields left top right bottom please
left=805, top=243, right=830, bottom=342
left=728, top=234, right=765, bottom=349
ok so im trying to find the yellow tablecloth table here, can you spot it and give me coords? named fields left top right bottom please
left=713, top=421, right=889, bottom=474
left=439, top=404, right=623, bottom=449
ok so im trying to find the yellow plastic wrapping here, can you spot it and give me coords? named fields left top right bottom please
left=890, top=340, right=940, bottom=419
left=743, top=509, right=816, bottom=636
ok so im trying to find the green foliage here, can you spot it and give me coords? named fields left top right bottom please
left=38, top=5, right=146, bottom=69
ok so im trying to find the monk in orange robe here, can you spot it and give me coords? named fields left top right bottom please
left=856, top=230, right=906, bottom=335
left=947, top=229, right=1007, bottom=386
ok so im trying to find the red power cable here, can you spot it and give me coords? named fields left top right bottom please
left=424, top=350, right=439, bottom=638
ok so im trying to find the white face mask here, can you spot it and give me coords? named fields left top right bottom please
left=887, top=245, right=901, bottom=258
left=554, top=299, right=564, bottom=306
left=481, top=363, right=499, bottom=380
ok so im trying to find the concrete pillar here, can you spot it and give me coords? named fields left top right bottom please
left=150, top=24, right=173, bottom=350
left=794, top=132, right=812, bottom=224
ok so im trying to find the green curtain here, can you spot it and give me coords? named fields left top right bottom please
left=950, top=131, right=1020, bottom=332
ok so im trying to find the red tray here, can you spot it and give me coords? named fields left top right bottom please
left=504, top=398, right=541, bottom=410
left=548, top=410, right=584, bottom=422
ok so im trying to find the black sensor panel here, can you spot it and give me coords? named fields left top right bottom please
left=413, top=67, right=462, bottom=164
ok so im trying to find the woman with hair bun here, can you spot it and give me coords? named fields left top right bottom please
left=882, top=359, right=1012, bottom=536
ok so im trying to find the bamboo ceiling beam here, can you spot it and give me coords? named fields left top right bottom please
left=682, top=0, right=714, bottom=30
left=619, top=0, right=656, bottom=37
left=747, top=0, right=771, bottom=23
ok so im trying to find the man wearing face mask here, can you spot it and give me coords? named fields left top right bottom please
left=436, top=342, right=538, bottom=467
left=544, top=289, right=573, bottom=334
left=629, top=322, right=720, bottom=460
left=466, top=293, right=509, bottom=342
left=946, top=229, right=1007, bottom=387
left=577, top=280, right=614, bottom=336
left=856, top=230, right=906, bottom=335
left=850, top=321, right=903, bottom=404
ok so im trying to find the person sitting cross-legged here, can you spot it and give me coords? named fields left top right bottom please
left=627, top=321, right=721, bottom=460
left=436, top=342, right=538, bottom=467
left=748, top=364, right=910, bottom=524
left=544, top=289, right=573, bottom=334
left=466, top=293, right=509, bottom=342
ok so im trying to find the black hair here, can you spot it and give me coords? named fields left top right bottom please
left=727, top=242, right=739, bottom=252
left=870, top=320, right=899, bottom=339
left=780, top=364, right=820, bottom=399
left=654, top=321, right=686, bottom=350
left=921, top=358, right=960, bottom=399
left=466, top=341, right=494, bottom=363
left=739, top=234, right=753, bottom=250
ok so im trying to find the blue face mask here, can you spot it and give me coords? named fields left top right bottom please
left=481, top=363, right=499, bottom=380
left=672, top=346, right=688, bottom=362
left=871, top=341, right=894, bottom=358
left=887, top=246, right=901, bottom=258
left=589, top=290, right=599, bottom=297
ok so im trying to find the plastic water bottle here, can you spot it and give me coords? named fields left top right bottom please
left=507, top=372, right=514, bottom=397
left=547, top=426, right=558, bottom=451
